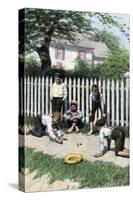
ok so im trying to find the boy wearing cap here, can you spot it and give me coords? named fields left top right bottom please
left=94, top=117, right=129, bottom=158
left=63, top=100, right=83, bottom=133
left=50, top=73, right=67, bottom=113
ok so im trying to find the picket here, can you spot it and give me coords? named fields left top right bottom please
left=111, top=79, right=115, bottom=126
left=30, top=76, right=33, bottom=116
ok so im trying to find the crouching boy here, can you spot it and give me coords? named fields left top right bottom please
left=94, top=117, right=129, bottom=158
left=42, top=112, right=67, bottom=144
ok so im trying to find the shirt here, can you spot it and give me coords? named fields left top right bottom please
left=63, top=109, right=83, bottom=120
left=41, top=115, right=61, bottom=140
left=50, top=82, right=67, bottom=101
left=99, top=127, right=113, bottom=152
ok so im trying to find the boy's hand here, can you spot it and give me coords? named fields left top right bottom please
left=89, top=112, right=92, bottom=116
left=102, top=113, right=106, bottom=118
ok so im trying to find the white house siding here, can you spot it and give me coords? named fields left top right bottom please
left=50, top=46, right=93, bottom=69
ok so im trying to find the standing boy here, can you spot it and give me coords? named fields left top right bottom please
left=88, top=84, right=106, bottom=135
left=50, top=73, right=67, bottom=113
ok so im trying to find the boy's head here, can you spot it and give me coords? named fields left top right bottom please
left=91, top=84, right=99, bottom=96
left=95, top=117, right=106, bottom=127
left=52, top=112, right=61, bottom=124
left=54, top=73, right=61, bottom=84
left=70, top=100, right=78, bottom=112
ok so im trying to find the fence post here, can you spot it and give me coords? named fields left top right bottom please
left=34, top=77, right=37, bottom=117
left=20, top=77, right=23, bottom=116
left=45, top=76, right=49, bottom=115
left=111, top=79, right=115, bottom=126
left=73, top=78, right=76, bottom=100
left=49, top=77, right=53, bottom=114
left=98, top=79, right=102, bottom=118
left=86, top=78, right=89, bottom=123
left=69, top=77, right=72, bottom=104
left=107, top=79, right=110, bottom=125
left=30, top=76, right=33, bottom=117
left=42, top=76, right=44, bottom=115
left=121, top=79, right=124, bottom=126
left=116, top=79, right=119, bottom=126
left=24, top=76, right=26, bottom=116
left=81, top=78, right=85, bottom=121
left=126, top=78, right=129, bottom=126
left=64, top=77, right=68, bottom=112
left=38, top=76, right=41, bottom=115
left=77, top=78, right=80, bottom=110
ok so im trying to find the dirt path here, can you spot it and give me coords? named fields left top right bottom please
left=19, top=133, right=129, bottom=167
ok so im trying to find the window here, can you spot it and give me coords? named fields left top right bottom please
left=55, top=47, right=65, bottom=60
left=78, top=51, right=86, bottom=60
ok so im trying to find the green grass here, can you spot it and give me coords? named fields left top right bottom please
left=19, top=147, right=129, bottom=188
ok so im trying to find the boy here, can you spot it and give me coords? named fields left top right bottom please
left=42, top=112, right=67, bottom=144
left=63, top=100, right=83, bottom=133
left=50, top=73, right=67, bottom=113
left=94, top=117, right=129, bottom=158
left=88, top=84, right=106, bottom=135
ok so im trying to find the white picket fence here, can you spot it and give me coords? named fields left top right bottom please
left=19, top=76, right=129, bottom=126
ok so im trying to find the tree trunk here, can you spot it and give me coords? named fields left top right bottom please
left=36, top=45, right=51, bottom=71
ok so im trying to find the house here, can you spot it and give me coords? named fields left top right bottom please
left=50, top=34, right=110, bottom=69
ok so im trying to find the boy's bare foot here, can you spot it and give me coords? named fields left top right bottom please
left=67, top=126, right=74, bottom=133
left=117, top=151, right=129, bottom=158
left=123, top=148, right=129, bottom=153
left=87, top=130, right=93, bottom=136
left=75, top=126, right=79, bottom=133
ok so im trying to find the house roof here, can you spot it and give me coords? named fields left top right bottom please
left=51, top=34, right=110, bottom=58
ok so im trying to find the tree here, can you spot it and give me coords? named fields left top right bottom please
left=93, top=31, right=129, bottom=78
left=96, top=48, right=129, bottom=79
left=19, top=8, right=120, bottom=71
left=94, top=31, right=120, bottom=52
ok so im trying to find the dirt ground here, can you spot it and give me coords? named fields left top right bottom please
left=19, top=134, right=129, bottom=192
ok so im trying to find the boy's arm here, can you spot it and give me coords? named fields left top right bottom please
left=63, top=110, right=71, bottom=120
left=73, top=110, right=83, bottom=120
left=94, top=129, right=107, bottom=157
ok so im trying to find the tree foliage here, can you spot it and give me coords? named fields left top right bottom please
left=19, top=8, right=121, bottom=70
left=94, top=31, right=120, bottom=52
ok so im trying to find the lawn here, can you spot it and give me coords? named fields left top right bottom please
left=19, top=147, right=129, bottom=188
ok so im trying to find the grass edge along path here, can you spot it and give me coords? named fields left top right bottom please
left=19, top=147, right=129, bottom=188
